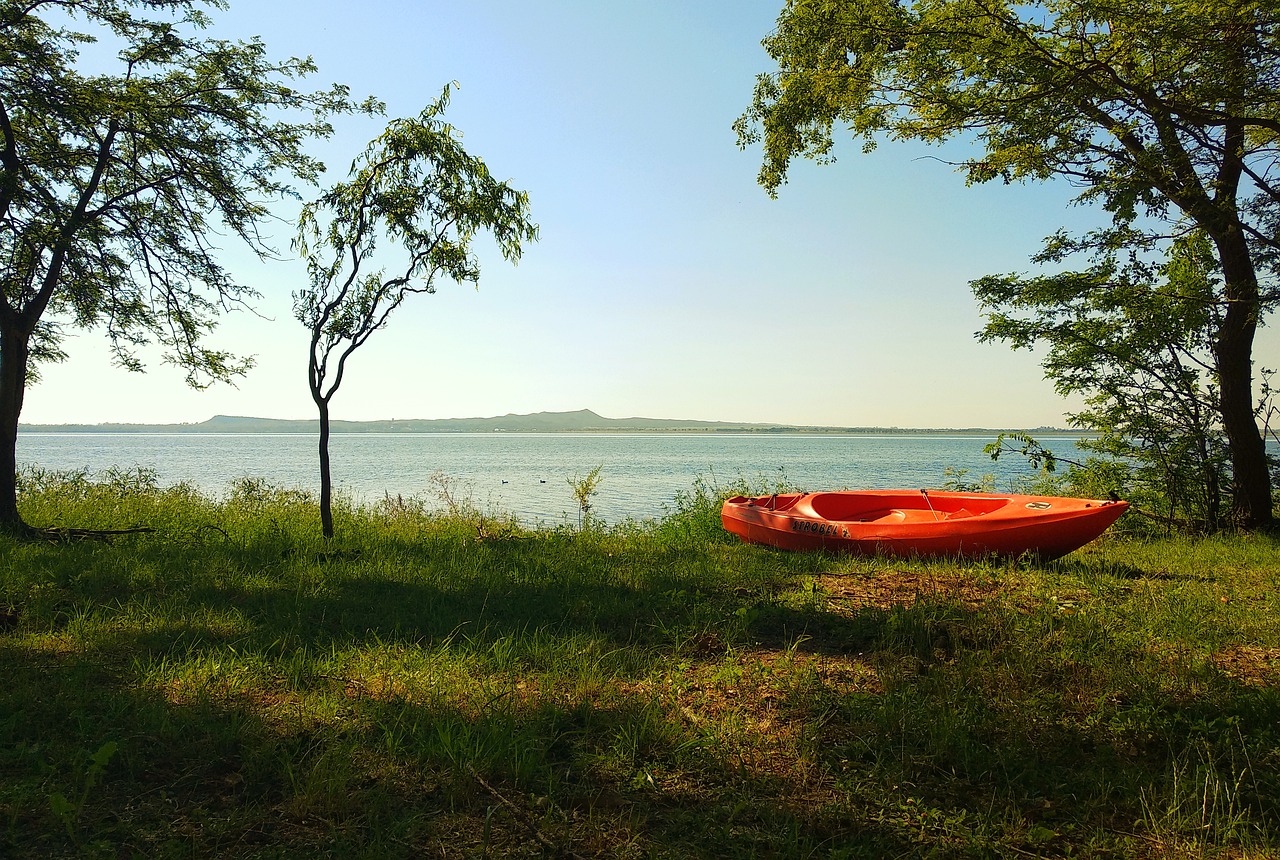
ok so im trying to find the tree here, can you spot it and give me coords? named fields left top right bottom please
left=735, top=0, right=1280, bottom=528
left=975, top=232, right=1234, bottom=530
left=293, top=85, right=538, bottom=539
left=0, top=0, right=371, bottom=531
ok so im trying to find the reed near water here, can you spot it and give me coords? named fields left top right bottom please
left=1, top=471, right=1278, bottom=858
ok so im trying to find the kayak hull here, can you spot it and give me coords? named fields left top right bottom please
left=721, top=490, right=1128, bottom=560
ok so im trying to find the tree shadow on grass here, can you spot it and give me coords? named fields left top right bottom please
left=5, top=532, right=1280, bottom=857
left=0, top=529, right=1038, bottom=857
left=1051, top=555, right=1203, bottom=581
left=738, top=585, right=1280, bottom=849
left=0, top=631, right=925, bottom=859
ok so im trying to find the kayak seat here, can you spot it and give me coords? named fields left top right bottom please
left=854, top=509, right=906, bottom=523
left=806, top=493, right=1007, bottom=522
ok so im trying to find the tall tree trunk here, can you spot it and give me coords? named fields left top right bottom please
left=1213, top=229, right=1274, bottom=529
left=0, top=320, right=30, bottom=531
left=317, top=397, right=334, bottom=538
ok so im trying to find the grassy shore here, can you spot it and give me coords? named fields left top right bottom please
left=1, top=473, right=1278, bottom=858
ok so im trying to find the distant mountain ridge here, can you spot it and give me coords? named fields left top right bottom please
left=18, top=408, right=1071, bottom=435
left=20, top=409, right=784, bottom=433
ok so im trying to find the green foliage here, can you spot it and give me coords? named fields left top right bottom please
left=976, top=234, right=1252, bottom=531
left=940, top=466, right=995, bottom=493
left=0, top=0, right=374, bottom=384
left=567, top=464, right=603, bottom=531
left=984, top=432, right=1184, bottom=536
left=736, top=0, right=1280, bottom=526
left=737, top=0, right=1280, bottom=210
left=14, top=464, right=207, bottom=534
left=654, top=469, right=801, bottom=547
left=293, top=83, right=539, bottom=391
left=48, top=741, right=117, bottom=846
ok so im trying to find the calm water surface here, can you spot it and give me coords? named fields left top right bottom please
left=16, top=432, right=1078, bottom=524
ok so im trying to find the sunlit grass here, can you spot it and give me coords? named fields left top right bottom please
left=1, top=472, right=1278, bottom=857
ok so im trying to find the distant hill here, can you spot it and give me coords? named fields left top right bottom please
left=18, top=408, right=1073, bottom=435
left=20, top=409, right=788, bottom=434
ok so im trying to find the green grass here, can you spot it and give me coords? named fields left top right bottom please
left=2, top=472, right=1279, bottom=857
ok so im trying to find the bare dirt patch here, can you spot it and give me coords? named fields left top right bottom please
left=1211, top=645, right=1280, bottom=687
left=815, top=569, right=1010, bottom=611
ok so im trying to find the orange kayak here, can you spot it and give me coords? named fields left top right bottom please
left=721, top=490, right=1128, bottom=560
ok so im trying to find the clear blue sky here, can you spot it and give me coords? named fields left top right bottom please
left=26, top=0, right=1275, bottom=428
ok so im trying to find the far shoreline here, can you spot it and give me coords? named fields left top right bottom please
left=18, top=428, right=1078, bottom=436
left=17, top=408, right=1076, bottom=437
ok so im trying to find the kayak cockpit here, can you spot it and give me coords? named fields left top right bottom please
left=799, top=491, right=1012, bottom=522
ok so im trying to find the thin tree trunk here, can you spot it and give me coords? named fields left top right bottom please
left=1213, top=228, right=1274, bottom=529
left=317, top=397, right=334, bottom=538
left=0, top=321, right=30, bottom=531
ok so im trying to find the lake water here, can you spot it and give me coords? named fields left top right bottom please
left=16, top=432, right=1079, bottom=524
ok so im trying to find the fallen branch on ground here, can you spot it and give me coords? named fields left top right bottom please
left=466, top=764, right=584, bottom=859
left=33, top=526, right=156, bottom=543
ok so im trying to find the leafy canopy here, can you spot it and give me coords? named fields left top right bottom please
left=736, top=0, right=1280, bottom=232
left=976, top=232, right=1234, bottom=527
left=0, top=0, right=377, bottom=384
left=293, top=83, right=538, bottom=408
